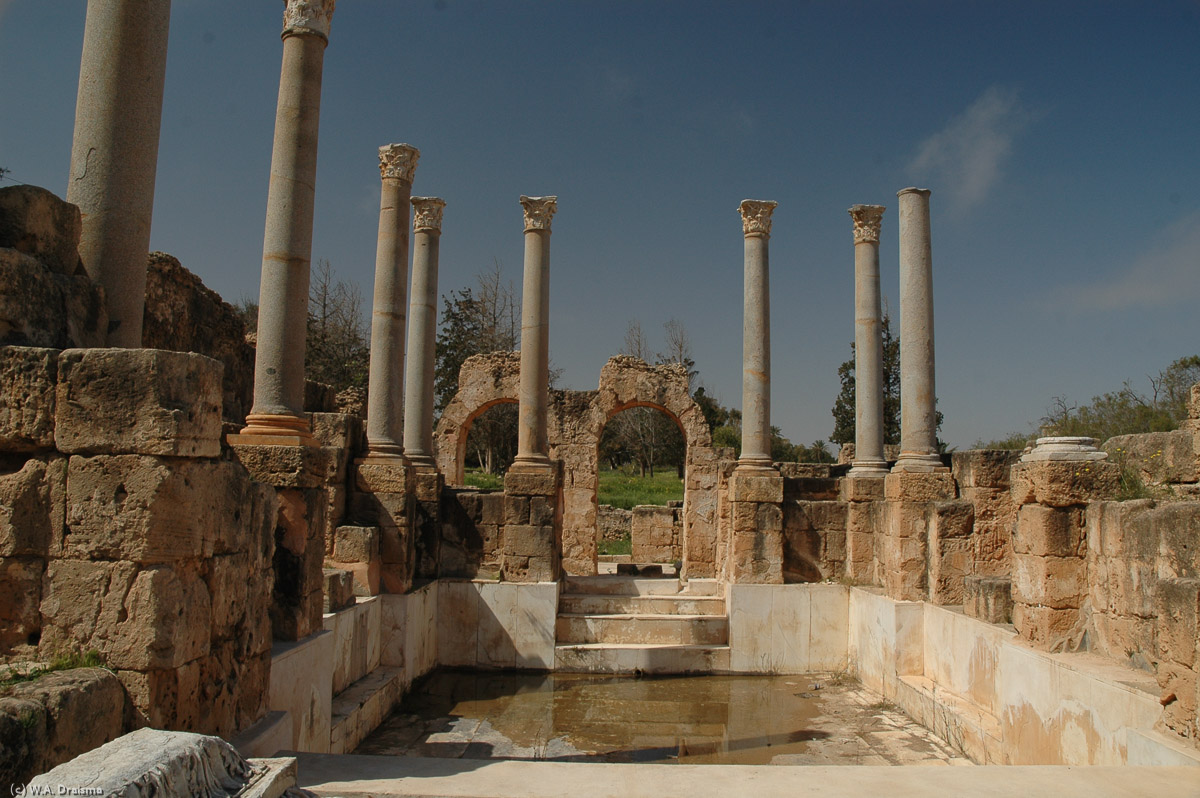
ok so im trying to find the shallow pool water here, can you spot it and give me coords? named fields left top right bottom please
left=355, top=669, right=970, bottom=766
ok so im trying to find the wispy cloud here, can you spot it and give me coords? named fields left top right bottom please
left=907, top=86, right=1033, bottom=211
left=1069, top=209, right=1200, bottom=311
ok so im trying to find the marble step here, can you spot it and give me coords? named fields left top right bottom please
left=556, top=613, right=729, bottom=646
left=555, top=643, right=731, bottom=674
left=563, top=575, right=721, bottom=597
left=559, top=593, right=726, bottom=617
left=329, top=665, right=405, bottom=755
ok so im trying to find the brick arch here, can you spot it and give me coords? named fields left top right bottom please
left=434, top=351, right=521, bottom=485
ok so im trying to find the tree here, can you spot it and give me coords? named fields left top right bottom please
left=434, top=263, right=522, bottom=474
left=831, top=311, right=939, bottom=449
left=306, top=259, right=370, bottom=391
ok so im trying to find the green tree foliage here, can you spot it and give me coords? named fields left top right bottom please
left=831, top=312, right=943, bottom=449
left=1039, top=355, right=1200, bottom=442
left=434, top=263, right=521, bottom=474
left=831, top=311, right=901, bottom=446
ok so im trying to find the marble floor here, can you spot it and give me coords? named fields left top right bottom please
left=354, top=669, right=970, bottom=766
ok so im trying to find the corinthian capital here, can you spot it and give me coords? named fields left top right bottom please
left=283, top=0, right=335, bottom=40
left=412, top=197, right=446, bottom=233
left=520, top=195, right=557, bottom=233
left=849, top=204, right=885, bottom=244
left=738, top=199, right=777, bottom=238
left=378, top=144, right=419, bottom=183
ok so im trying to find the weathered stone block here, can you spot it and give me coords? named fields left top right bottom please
left=322, top=568, right=356, bottom=613
left=55, top=348, right=221, bottom=457
left=0, top=186, right=82, bottom=275
left=354, top=460, right=408, bottom=494
left=884, top=471, right=955, bottom=503
left=309, top=412, right=364, bottom=452
left=412, top=468, right=442, bottom=502
left=841, top=475, right=885, bottom=502
left=232, top=443, right=342, bottom=490
left=805, top=500, right=848, bottom=531
left=0, top=555, right=44, bottom=651
left=1012, top=602, right=1082, bottom=651
left=0, top=249, right=107, bottom=350
left=1106, top=557, right=1156, bottom=617
left=1009, top=460, right=1120, bottom=508
left=1014, top=504, right=1084, bottom=557
left=0, top=455, right=64, bottom=557
left=886, top=501, right=929, bottom=539
left=504, top=524, right=554, bottom=558
left=951, top=449, right=1021, bottom=489
left=729, top=470, right=783, bottom=503
left=1157, top=658, right=1198, bottom=738
left=1090, top=612, right=1155, bottom=668
left=963, top=575, right=1012, bottom=624
left=40, top=560, right=210, bottom=670
left=479, top=493, right=505, bottom=525
left=503, top=465, right=559, bottom=497
left=1105, top=430, right=1197, bottom=485
left=931, top=500, right=974, bottom=539
left=332, top=525, right=380, bottom=563
left=846, top=500, right=880, bottom=536
left=1156, top=501, right=1200, bottom=579
left=1012, top=553, right=1086, bottom=609
left=784, top=477, right=839, bottom=501
left=1156, top=578, right=1200, bottom=668
left=0, top=346, right=58, bottom=451
left=62, top=455, right=261, bottom=562
left=504, top=495, right=530, bottom=525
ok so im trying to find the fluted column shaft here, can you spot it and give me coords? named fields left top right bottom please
left=364, top=144, right=419, bottom=460
left=67, top=0, right=172, bottom=348
left=894, top=187, right=943, bottom=471
left=240, top=1, right=335, bottom=445
left=513, top=196, right=556, bottom=467
left=849, top=205, right=889, bottom=476
left=738, top=200, right=776, bottom=468
left=403, top=197, right=445, bottom=467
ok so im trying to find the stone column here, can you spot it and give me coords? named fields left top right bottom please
left=67, top=0, right=172, bottom=348
left=363, top=144, right=419, bottom=461
left=894, top=187, right=944, bottom=471
left=403, top=196, right=445, bottom=467
left=234, top=0, right=335, bottom=447
left=512, top=195, right=557, bottom=469
left=737, top=199, right=777, bottom=470
left=849, top=204, right=889, bottom=476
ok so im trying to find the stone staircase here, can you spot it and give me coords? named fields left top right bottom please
left=554, top=574, right=730, bottom=673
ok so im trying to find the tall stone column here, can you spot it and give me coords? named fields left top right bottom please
left=894, top=187, right=944, bottom=472
left=512, top=195, right=556, bottom=469
left=849, top=204, right=889, bottom=476
left=737, top=199, right=777, bottom=470
left=403, top=196, right=445, bottom=468
left=234, top=0, right=335, bottom=447
left=363, top=144, right=418, bottom=461
left=67, top=0, right=172, bottom=348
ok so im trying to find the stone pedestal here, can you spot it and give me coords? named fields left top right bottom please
left=234, top=1, right=335, bottom=447
left=364, top=144, right=418, bottom=461
left=402, top=197, right=445, bottom=468
left=848, top=204, right=889, bottom=477
left=513, top=196, right=556, bottom=469
left=727, top=468, right=783, bottom=584
left=1009, top=440, right=1119, bottom=650
left=67, top=0, right=171, bottom=347
left=351, top=461, right=413, bottom=594
left=737, top=199, right=777, bottom=468
left=879, top=471, right=956, bottom=600
left=501, top=463, right=562, bottom=582
left=893, top=187, right=945, bottom=472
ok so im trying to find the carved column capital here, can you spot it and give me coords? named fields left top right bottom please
left=283, top=0, right=336, bottom=41
left=849, top=204, right=886, bottom=244
left=411, top=197, right=446, bottom=233
left=378, top=144, right=419, bottom=183
left=738, top=199, right=777, bottom=238
left=520, top=195, right=557, bottom=233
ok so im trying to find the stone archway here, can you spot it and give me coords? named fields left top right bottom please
left=434, top=351, right=521, bottom=485
left=554, top=356, right=718, bottom=578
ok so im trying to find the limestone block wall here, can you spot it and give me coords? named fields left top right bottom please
left=0, top=346, right=277, bottom=738
left=1104, top=430, right=1198, bottom=489
left=630, top=504, right=681, bottom=563
left=438, top=488, right=504, bottom=577
left=781, top=467, right=847, bottom=582
left=596, top=504, right=631, bottom=545
left=951, top=450, right=1020, bottom=578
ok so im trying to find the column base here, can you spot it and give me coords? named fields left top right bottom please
left=734, top=457, right=775, bottom=472
left=510, top=453, right=553, bottom=470
left=228, top=413, right=317, bottom=447
left=403, top=452, right=438, bottom=469
left=892, top=452, right=948, bottom=472
left=848, top=460, right=890, bottom=477
left=360, top=439, right=406, bottom=463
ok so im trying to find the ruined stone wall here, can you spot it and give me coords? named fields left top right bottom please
left=596, top=504, right=631, bottom=544
left=630, top=504, right=681, bottom=563
left=780, top=464, right=847, bottom=582
left=0, top=346, right=277, bottom=738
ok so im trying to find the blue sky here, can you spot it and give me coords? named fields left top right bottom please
left=2, top=1, right=1198, bottom=449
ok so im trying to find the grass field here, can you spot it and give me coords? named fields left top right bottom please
left=598, top=466, right=683, bottom=510
left=464, top=465, right=684, bottom=511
